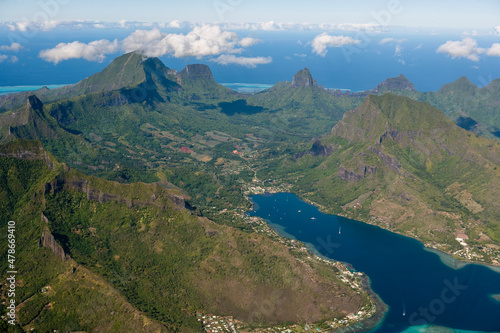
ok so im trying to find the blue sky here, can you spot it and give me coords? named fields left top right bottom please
left=1, top=0, right=499, bottom=29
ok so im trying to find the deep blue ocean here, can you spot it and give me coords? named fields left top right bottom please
left=249, top=193, right=500, bottom=333
left=1, top=28, right=499, bottom=91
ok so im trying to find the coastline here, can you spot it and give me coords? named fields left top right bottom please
left=296, top=192, right=500, bottom=270
left=247, top=194, right=388, bottom=333
left=247, top=189, right=500, bottom=332
left=424, top=246, right=500, bottom=274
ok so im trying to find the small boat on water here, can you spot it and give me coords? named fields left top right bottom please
left=298, top=210, right=301, bottom=213
left=339, top=226, right=342, bottom=235
left=310, top=217, right=316, bottom=220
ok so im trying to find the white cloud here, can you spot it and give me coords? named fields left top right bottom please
left=211, top=54, right=272, bottom=68
left=336, top=23, right=382, bottom=32
left=239, top=37, right=260, bottom=47
left=8, top=20, right=60, bottom=32
left=39, top=39, right=119, bottom=64
left=39, top=25, right=266, bottom=64
left=487, top=43, right=500, bottom=57
left=119, top=19, right=127, bottom=28
left=379, top=38, right=396, bottom=45
left=256, top=21, right=281, bottom=31
left=0, top=54, right=19, bottom=63
left=394, top=44, right=403, bottom=56
left=495, top=26, right=500, bottom=35
left=122, top=25, right=244, bottom=58
left=94, top=23, right=105, bottom=29
left=436, top=37, right=485, bottom=61
left=167, top=20, right=184, bottom=29
left=463, top=30, right=478, bottom=36
left=311, top=33, right=361, bottom=56
left=0, top=43, right=23, bottom=52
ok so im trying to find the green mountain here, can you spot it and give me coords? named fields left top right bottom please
left=1, top=52, right=500, bottom=331
left=0, top=140, right=371, bottom=332
left=246, top=68, right=363, bottom=137
left=413, top=76, right=499, bottom=140
left=272, top=94, right=500, bottom=258
left=370, top=74, right=417, bottom=95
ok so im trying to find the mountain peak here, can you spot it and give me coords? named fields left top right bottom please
left=438, top=75, right=478, bottom=94
left=332, top=94, right=454, bottom=143
left=178, top=64, right=214, bottom=82
left=291, top=67, right=317, bottom=88
left=27, top=95, right=43, bottom=113
left=373, top=74, right=416, bottom=93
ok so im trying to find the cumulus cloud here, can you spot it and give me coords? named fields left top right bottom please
left=38, top=25, right=270, bottom=67
left=211, top=54, right=272, bottom=68
left=436, top=37, right=485, bottom=61
left=311, top=33, right=361, bottom=56
left=487, top=43, right=500, bottom=57
left=0, top=43, right=23, bottom=51
left=496, top=26, right=500, bottom=35
left=8, top=20, right=60, bottom=32
left=122, top=25, right=244, bottom=58
left=167, top=20, right=184, bottom=29
left=0, top=54, right=19, bottom=63
left=239, top=37, right=260, bottom=47
left=39, top=39, right=119, bottom=64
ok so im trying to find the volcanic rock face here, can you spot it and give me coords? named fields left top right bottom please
left=178, top=64, right=215, bottom=82
left=372, top=74, right=416, bottom=93
left=368, top=146, right=401, bottom=172
left=291, top=68, right=317, bottom=88
left=40, top=228, right=66, bottom=262
left=337, top=165, right=377, bottom=181
left=295, top=140, right=336, bottom=159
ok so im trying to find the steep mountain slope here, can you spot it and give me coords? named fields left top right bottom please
left=0, top=140, right=372, bottom=332
left=273, top=94, right=500, bottom=262
left=415, top=76, right=499, bottom=140
left=247, top=68, right=363, bottom=137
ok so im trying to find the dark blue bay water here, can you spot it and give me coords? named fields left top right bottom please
left=248, top=193, right=500, bottom=333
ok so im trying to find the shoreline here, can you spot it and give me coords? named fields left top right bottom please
left=247, top=189, right=500, bottom=332
left=424, top=246, right=500, bottom=274
left=296, top=192, right=500, bottom=270
left=247, top=194, right=388, bottom=333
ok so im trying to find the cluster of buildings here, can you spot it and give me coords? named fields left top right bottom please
left=197, top=314, right=239, bottom=333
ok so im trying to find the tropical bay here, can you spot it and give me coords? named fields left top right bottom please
left=249, top=193, right=500, bottom=333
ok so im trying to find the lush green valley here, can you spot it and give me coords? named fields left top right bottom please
left=0, top=52, right=499, bottom=332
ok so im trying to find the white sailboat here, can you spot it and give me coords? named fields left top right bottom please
left=339, top=226, right=342, bottom=235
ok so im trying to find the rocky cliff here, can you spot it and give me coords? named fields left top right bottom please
left=291, top=68, right=317, bottom=88
left=40, top=227, right=67, bottom=262
left=178, top=64, right=215, bottom=82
